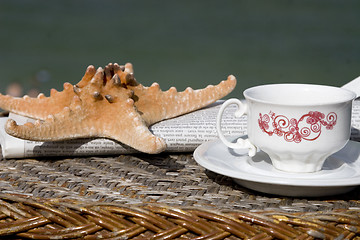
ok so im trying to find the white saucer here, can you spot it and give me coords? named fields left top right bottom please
left=194, top=136, right=360, bottom=197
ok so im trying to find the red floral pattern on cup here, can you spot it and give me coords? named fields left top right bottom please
left=258, top=111, right=337, bottom=143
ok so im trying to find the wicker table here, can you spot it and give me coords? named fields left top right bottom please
left=0, top=150, right=359, bottom=239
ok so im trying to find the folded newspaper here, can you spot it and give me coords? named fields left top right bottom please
left=1, top=100, right=360, bottom=159
left=0, top=101, right=246, bottom=158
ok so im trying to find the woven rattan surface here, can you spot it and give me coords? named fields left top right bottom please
left=0, top=149, right=360, bottom=239
left=0, top=194, right=359, bottom=239
left=0, top=152, right=359, bottom=212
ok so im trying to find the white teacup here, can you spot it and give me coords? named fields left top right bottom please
left=216, top=84, right=356, bottom=173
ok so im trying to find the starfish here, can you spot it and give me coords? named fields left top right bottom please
left=2, top=63, right=236, bottom=154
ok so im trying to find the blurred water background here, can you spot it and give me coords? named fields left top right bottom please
left=0, top=0, right=359, bottom=99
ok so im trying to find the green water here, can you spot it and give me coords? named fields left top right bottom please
left=1, top=0, right=360, bottom=99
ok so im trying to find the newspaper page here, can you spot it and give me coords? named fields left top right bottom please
left=0, top=101, right=247, bottom=159
left=351, top=100, right=360, bottom=141
left=1, top=100, right=360, bottom=159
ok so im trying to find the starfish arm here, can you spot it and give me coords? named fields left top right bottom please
left=0, top=65, right=96, bottom=120
left=0, top=83, right=74, bottom=120
left=134, top=75, right=237, bottom=125
left=5, top=111, right=86, bottom=141
left=101, top=106, right=167, bottom=154
left=4, top=95, right=89, bottom=141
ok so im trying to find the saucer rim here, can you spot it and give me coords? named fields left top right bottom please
left=193, top=136, right=360, bottom=188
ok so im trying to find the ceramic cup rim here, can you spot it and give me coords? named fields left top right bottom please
left=244, top=83, right=356, bottom=107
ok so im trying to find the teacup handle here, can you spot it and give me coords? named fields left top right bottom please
left=216, top=98, right=257, bottom=157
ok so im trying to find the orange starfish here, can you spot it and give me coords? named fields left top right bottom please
left=2, top=63, right=236, bottom=154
